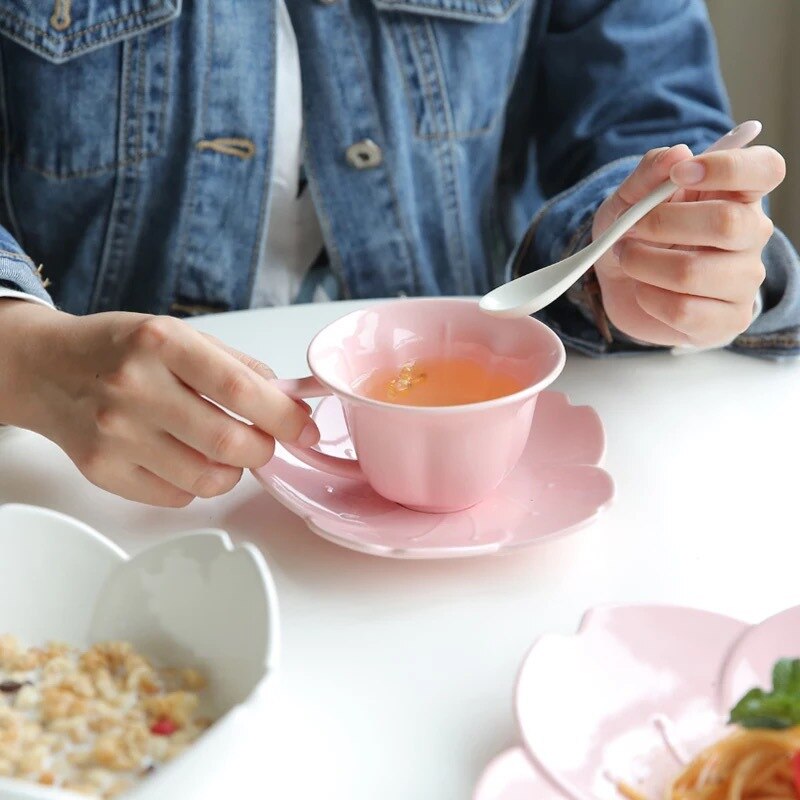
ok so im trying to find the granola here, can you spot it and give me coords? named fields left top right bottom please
left=0, top=636, right=212, bottom=798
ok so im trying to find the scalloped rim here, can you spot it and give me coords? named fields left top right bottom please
left=0, top=504, right=280, bottom=800
left=510, top=604, right=750, bottom=800
left=252, top=391, right=614, bottom=559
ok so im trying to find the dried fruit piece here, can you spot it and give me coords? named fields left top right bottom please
left=149, top=717, right=177, bottom=736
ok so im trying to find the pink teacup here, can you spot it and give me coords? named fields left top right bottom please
left=273, top=298, right=565, bottom=513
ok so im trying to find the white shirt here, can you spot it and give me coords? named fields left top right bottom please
left=0, top=0, right=320, bottom=311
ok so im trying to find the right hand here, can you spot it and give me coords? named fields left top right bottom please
left=0, top=302, right=318, bottom=507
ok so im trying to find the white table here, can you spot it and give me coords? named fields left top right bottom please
left=2, top=300, right=799, bottom=799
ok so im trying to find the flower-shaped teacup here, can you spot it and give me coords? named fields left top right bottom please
left=273, top=298, right=566, bottom=513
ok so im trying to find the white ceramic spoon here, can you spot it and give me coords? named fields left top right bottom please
left=479, top=120, right=763, bottom=318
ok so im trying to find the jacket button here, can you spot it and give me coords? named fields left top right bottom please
left=345, top=139, right=383, bottom=170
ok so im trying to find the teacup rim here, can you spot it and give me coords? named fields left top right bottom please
left=305, top=297, right=567, bottom=414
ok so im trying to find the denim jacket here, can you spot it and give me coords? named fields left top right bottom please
left=0, top=0, right=798, bottom=358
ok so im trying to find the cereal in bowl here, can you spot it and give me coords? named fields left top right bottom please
left=0, top=635, right=212, bottom=798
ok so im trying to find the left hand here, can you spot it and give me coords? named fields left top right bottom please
left=593, top=142, right=786, bottom=348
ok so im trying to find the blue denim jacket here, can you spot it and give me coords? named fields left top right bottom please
left=1, top=0, right=798, bottom=358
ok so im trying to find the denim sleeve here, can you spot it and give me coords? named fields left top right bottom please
left=517, top=0, right=800, bottom=359
left=0, top=226, right=53, bottom=305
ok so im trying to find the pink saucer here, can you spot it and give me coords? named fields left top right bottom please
left=252, top=391, right=614, bottom=559
left=474, top=603, right=800, bottom=800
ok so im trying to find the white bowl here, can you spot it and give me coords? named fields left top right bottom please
left=0, top=504, right=279, bottom=800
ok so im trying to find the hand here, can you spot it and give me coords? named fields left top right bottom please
left=592, top=142, right=785, bottom=347
left=0, top=303, right=318, bottom=506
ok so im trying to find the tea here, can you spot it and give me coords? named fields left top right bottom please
left=356, top=357, right=524, bottom=407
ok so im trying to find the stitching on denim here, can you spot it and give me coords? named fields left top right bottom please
left=157, top=19, right=171, bottom=151
left=135, top=35, right=145, bottom=159
left=243, top=3, right=274, bottom=303
left=299, top=130, right=351, bottom=300
left=383, top=13, right=496, bottom=140
left=0, top=41, right=24, bottom=247
left=389, top=2, right=530, bottom=141
left=0, top=2, right=169, bottom=46
left=9, top=21, right=172, bottom=180
left=408, top=20, right=439, bottom=137
left=734, top=331, right=800, bottom=348
left=89, top=36, right=132, bottom=312
left=343, top=9, right=420, bottom=293
left=424, top=19, right=472, bottom=292
left=373, top=0, right=527, bottom=24
left=0, top=249, right=35, bottom=266
left=170, top=2, right=213, bottom=310
left=11, top=151, right=156, bottom=180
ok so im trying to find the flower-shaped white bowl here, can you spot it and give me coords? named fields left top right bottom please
left=0, top=504, right=279, bottom=800
left=475, top=603, right=800, bottom=800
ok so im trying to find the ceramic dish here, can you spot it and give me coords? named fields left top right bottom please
left=0, top=504, right=279, bottom=800
left=474, top=603, right=800, bottom=800
left=253, top=391, right=614, bottom=558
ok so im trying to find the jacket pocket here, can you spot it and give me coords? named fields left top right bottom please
left=374, top=0, right=533, bottom=138
left=0, top=0, right=180, bottom=179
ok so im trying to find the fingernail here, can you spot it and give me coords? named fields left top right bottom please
left=671, top=161, right=705, bottom=185
left=612, top=242, right=624, bottom=259
left=298, top=422, right=319, bottom=448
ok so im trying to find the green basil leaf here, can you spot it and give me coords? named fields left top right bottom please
left=729, top=659, right=800, bottom=730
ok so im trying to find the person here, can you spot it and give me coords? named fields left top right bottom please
left=0, top=0, right=796, bottom=507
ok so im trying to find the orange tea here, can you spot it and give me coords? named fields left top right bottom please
left=355, top=357, right=524, bottom=407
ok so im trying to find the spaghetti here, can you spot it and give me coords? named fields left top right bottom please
left=616, top=658, right=800, bottom=800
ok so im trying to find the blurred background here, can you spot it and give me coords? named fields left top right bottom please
left=707, top=0, right=798, bottom=243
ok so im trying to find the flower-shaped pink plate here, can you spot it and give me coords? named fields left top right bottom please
left=252, top=391, right=614, bottom=558
left=474, top=603, right=800, bottom=800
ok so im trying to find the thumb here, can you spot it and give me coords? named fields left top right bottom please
left=603, top=144, right=694, bottom=222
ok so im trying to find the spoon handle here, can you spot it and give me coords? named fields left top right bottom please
left=587, top=120, right=763, bottom=266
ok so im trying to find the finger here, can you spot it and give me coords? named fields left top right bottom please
left=604, top=144, right=694, bottom=220
left=616, top=240, right=766, bottom=303
left=200, top=335, right=310, bottom=413
left=634, top=283, right=754, bottom=347
left=670, top=146, right=786, bottom=197
left=131, top=318, right=319, bottom=445
left=630, top=200, right=773, bottom=251
left=200, top=333, right=276, bottom=381
left=149, top=374, right=277, bottom=469
left=77, top=453, right=195, bottom=508
left=132, top=432, right=244, bottom=499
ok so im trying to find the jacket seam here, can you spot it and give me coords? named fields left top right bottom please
left=0, top=40, right=24, bottom=248
left=88, top=36, right=132, bottom=312
left=343, top=9, right=421, bottom=293
left=373, top=0, right=527, bottom=25
left=424, top=19, right=471, bottom=292
left=170, top=2, right=213, bottom=311
left=0, top=2, right=170, bottom=47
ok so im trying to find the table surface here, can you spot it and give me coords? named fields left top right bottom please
left=2, top=300, right=799, bottom=799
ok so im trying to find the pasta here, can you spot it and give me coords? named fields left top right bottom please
left=616, top=658, right=800, bottom=800
left=619, top=728, right=800, bottom=800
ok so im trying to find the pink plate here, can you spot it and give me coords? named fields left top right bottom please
left=475, top=603, right=800, bottom=800
left=473, top=748, right=562, bottom=800
left=252, top=391, right=614, bottom=559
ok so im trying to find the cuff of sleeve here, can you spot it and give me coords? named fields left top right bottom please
left=0, top=252, right=54, bottom=306
left=0, top=287, right=56, bottom=309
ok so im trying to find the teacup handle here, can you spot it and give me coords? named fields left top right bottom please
left=272, top=377, right=365, bottom=481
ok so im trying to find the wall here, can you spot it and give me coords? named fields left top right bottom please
left=706, top=0, right=799, bottom=243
